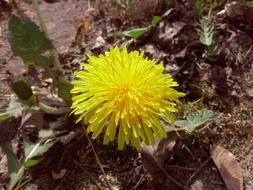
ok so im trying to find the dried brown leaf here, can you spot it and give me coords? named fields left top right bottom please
left=141, top=133, right=178, bottom=176
left=210, top=145, right=243, bottom=190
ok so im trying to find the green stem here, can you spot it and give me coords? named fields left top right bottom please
left=14, top=178, right=30, bottom=190
left=31, top=0, right=63, bottom=73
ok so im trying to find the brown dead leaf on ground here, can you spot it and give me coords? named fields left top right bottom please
left=211, top=145, right=243, bottom=190
left=126, top=0, right=165, bottom=21
left=141, top=132, right=178, bottom=176
left=225, top=1, right=253, bottom=23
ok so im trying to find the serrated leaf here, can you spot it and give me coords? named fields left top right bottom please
left=11, top=79, right=33, bottom=100
left=196, top=11, right=214, bottom=46
left=175, top=110, right=219, bottom=133
left=2, top=145, right=25, bottom=190
left=8, top=16, right=53, bottom=67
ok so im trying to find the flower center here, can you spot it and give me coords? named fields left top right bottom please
left=117, top=86, right=130, bottom=108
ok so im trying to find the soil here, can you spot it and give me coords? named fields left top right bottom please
left=0, top=0, right=252, bottom=190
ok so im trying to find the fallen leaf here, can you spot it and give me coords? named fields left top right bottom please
left=92, top=36, right=106, bottom=49
left=141, top=133, right=178, bottom=176
left=126, top=0, right=165, bottom=21
left=246, top=88, right=253, bottom=97
left=210, top=145, right=243, bottom=190
left=225, top=1, right=253, bottom=23
left=158, top=21, right=185, bottom=41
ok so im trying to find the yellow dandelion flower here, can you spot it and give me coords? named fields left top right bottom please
left=71, top=47, right=185, bottom=150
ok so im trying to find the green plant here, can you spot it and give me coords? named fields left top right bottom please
left=8, top=15, right=72, bottom=102
left=194, top=0, right=224, bottom=18
left=115, top=9, right=173, bottom=46
left=3, top=129, right=57, bottom=190
left=196, top=11, right=218, bottom=60
left=175, top=109, right=219, bottom=133
left=1, top=0, right=73, bottom=122
left=8, top=16, right=54, bottom=68
left=1, top=1, right=73, bottom=188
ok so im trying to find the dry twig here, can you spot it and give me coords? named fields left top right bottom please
left=132, top=174, right=145, bottom=189
left=82, top=123, right=113, bottom=190
left=186, top=157, right=212, bottom=184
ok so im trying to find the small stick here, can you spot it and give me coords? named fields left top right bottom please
left=82, top=123, right=113, bottom=190
left=166, top=165, right=196, bottom=171
left=57, top=132, right=81, bottom=169
left=132, top=174, right=145, bottom=189
left=186, top=157, right=211, bottom=184
left=15, top=177, right=31, bottom=190
left=184, top=144, right=195, bottom=160
left=160, top=167, right=187, bottom=190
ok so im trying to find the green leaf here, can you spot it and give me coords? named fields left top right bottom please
left=38, top=129, right=55, bottom=139
left=196, top=11, right=214, bottom=46
left=175, top=110, right=219, bottom=133
left=0, top=95, right=25, bottom=121
left=151, top=16, right=161, bottom=27
left=11, top=79, right=33, bottom=100
left=150, top=9, right=173, bottom=27
left=27, top=142, right=54, bottom=160
left=22, top=133, right=54, bottom=161
left=2, top=145, right=25, bottom=190
left=0, top=113, right=11, bottom=121
left=25, top=158, right=43, bottom=167
left=116, top=9, right=173, bottom=40
left=127, top=28, right=149, bottom=39
left=161, top=8, right=174, bottom=18
left=115, top=27, right=149, bottom=39
left=8, top=16, right=53, bottom=67
left=0, top=96, right=25, bottom=121
left=7, top=96, right=23, bottom=116
left=38, top=102, right=70, bottom=114
left=2, top=146, right=22, bottom=177
left=56, top=82, right=73, bottom=101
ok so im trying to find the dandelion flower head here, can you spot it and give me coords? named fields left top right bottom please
left=71, top=47, right=185, bottom=150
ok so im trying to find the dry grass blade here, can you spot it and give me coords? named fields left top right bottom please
left=186, top=157, right=211, bottom=184
left=82, top=123, right=113, bottom=190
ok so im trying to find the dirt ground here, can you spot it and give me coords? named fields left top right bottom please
left=0, top=0, right=253, bottom=190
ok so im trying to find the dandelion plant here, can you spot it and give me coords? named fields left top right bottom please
left=71, top=47, right=185, bottom=150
